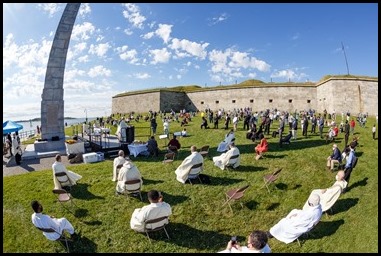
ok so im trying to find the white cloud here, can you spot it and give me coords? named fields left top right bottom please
left=124, top=28, right=133, bottom=36
left=37, top=3, right=63, bottom=17
left=142, top=32, right=155, bottom=40
left=71, top=22, right=95, bottom=41
left=122, top=3, right=146, bottom=29
left=208, top=48, right=270, bottom=82
left=186, top=61, right=191, bottom=67
left=88, top=42, right=111, bottom=57
left=209, top=13, right=229, bottom=26
left=88, top=65, right=112, bottom=78
left=169, top=38, right=209, bottom=59
left=78, top=3, right=91, bottom=18
left=116, top=45, right=139, bottom=64
left=291, top=32, right=300, bottom=40
left=156, top=24, right=173, bottom=44
left=149, top=48, right=171, bottom=64
left=77, top=55, right=89, bottom=63
left=177, top=74, right=182, bottom=79
left=271, top=68, right=307, bottom=81
left=133, top=73, right=151, bottom=79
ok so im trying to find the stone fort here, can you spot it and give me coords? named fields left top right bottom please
left=112, top=76, right=378, bottom=116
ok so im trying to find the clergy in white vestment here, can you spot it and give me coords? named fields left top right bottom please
left=269, top=194, right=322, bottom=244
left=175, top=145, right=204, bottom=184
left=31, top=200, right=76, bottom=241
left=213, top=142, right=240, bottom=170
left=112, top=150, right=128, bottom=181
left=302, top=170, right=347, bottom=212
left=52, top=154, right=82, bottom=189
left=11, top=133, right=19, bottom=156
left=116, top=159, right=143, bottom=194
left=130, top=190, right=172, bottom=232
left=217, top=129, right=235, bottom=152
left=116, top=119, right=127, bottom=141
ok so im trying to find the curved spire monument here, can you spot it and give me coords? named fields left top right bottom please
left=40, top=3, right=80, bottom=146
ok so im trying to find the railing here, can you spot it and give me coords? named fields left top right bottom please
left=18, top=130, right=37, bottom=141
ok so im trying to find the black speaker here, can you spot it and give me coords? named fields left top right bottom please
left=52, top=136, right=59, bottom=141
left=126, top=126, right=135, bottom=143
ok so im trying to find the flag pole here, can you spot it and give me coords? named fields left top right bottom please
left=341, top=41, right=350, bottom=75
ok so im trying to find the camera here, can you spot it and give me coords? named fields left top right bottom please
left=231, top=236, right=237, bottom=244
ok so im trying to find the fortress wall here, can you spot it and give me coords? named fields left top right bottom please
left=112, top=91, right=161, bottom=114
left=186, top=86, right=317, bottom=113
left=111, top=78, right=378, bottom=117
left=316, top=78, right=378, bottom=115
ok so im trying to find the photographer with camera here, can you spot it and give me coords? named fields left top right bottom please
left=218, top=230, right=271, bottom=253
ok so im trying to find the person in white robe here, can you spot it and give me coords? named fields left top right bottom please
left=31, top=200, right=76, bottom=241
left=303, top=170, right=347, bottom=212
left=213, top=142, right=240, bottom=170
left=52, top=154, right=82, bottom=189
left=117, top=119, right=127, bottom=141
left=174, top=145, right=204, bottom=184
left=112, top=150, right=128, bottom=181
left=116, top=159, right=143, bottom=194
left=217, top=129, right=235, bottom=152
left=11, top=133, right=19, bottom=156
left=268, top=194, right=322, bottom=244
left=130, top=190, right=172, bottom=232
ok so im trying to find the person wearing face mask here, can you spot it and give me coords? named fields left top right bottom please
left=302, top=170, right=347, bottom=213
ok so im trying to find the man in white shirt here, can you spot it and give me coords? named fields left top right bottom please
left=112, top=150, right=128, bottom=181
left=52, top=154, right=82, bottom=189
left=213, top=142, right=240, bottom=170
left=130, top=190, right=172, bottom=232
left=218, top=230, right=271, bottom=253
left=31, top=200, right=78, bottom=241
left=174, top=145, right=204, bottom=184
left=116, top=159, right=143, bottom=194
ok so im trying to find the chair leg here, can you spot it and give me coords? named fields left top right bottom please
left=163, top=227, right=170, bottom=239
left=265, top=183, right=271, bottom=193
left=145, top=232, right=152, bottom=244
left=297, top=238, right=301, bottom=247
left=198, top=176, right=202, bottom=184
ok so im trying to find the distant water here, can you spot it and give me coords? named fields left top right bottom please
left=13, top=117, right=97, bottom=133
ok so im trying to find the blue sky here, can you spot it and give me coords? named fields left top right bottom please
left=3, top=3, right=378, bottom=121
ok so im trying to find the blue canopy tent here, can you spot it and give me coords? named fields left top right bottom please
left=3, top=120, right=23, bottom=135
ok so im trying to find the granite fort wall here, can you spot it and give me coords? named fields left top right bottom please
left=112, top=78, right=378, bottom=116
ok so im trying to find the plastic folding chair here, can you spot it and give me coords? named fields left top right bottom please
left=52, top=189, right=77, bottom=214
left=199, top=145, right=210, bottom=158
left=187, top=162, right=203, bottom=185
left=55, top=172, right=74, bottom=192
left=124, top=179, right=143, bottom=201
left=36, top=226, right=71, bottom=253
left=225, top=154, right=240, bottom=170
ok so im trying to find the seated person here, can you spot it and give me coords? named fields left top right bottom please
left=217, top=129, right=235, bottom=152
left=116, top=159, right=143, bottom=194
left=52, top=154, right=82, bottom=189
left=303, top=170, right=347, bottom=212
left=326, top=144, right=342, bottom=171
left=255, top=133, right=268, bottom=160
left=130, top=190, right=172, bottom=232
left=167, top=135, right=181, bottom=153
left=113, top=150, right=128, bottom=181
left=147, top=136, right=159, bottom=157
left=31, top=200, right=78, bottom=241
left=267, top=194, right=322, bottom=244
left=181, top=128, right=188, bottom=137
left=280, top=131, right=292, bottom=146
left=218, top=230, right=271, bottom=253
left=213, top=142, right=240, bottom=170
left=175, top=145, right=204, bottom=183
left=325, top=125, right=339, bottom=142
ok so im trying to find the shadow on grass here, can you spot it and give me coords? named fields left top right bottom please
left=268, top=138, right=327, bottom=153
left=330, top=198, right=359, bottom=215
left=142, top=222, right=234, bottom=251
left=160, top=191, right=188, bottom=206
left=275, top=182, right=288, bottom=190
left=70, top=235, right=97, bottom=253
left=266, top=202, right=280, bottom=211
left=347, top=177, right=368, bottom=191
left=354, top=151, right=363, bottom=157
left=263, top=154, right=288, bottom=159
left=142, top=178, right=164, bottom=185
left=231, top=165, right=267, bottom=173
left=245, top=200, right=260, bottom=210
left=305, top=219, right=345, bottom=240
left=71, top=183, right=105, bottom=200
left=209, top=176, right=246, bottom=186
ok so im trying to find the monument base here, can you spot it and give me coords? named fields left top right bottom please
left=34, top=139, right=65, bottom=153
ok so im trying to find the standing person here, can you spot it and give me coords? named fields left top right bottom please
left=372, top=124, right=376, bottom=140
left=343, top=142, right=357, bottom=192
left=224, top=114, right=231, bottom=130
left=52, top=154, right=82, bottom=189
left=112, top=150, right=128, bottom=181
left=130, top=190, right=172, bottom=232
left=31, top=200, right=78, bottom=241
left=344, top=120, right=350, bottom=147
left=175, top=145, right=204, bottom=183
left=291, top=118, right=298, bottom=140
left=11, top=133, right=19, bottom=157
left=5, top=133, right=12, bottom=157
left=150, top=117, right=157, bottom=136
left=232, top=115, right=239, bottom=131
left=214, top=113, right=219, bottom=129
left=163, top=119, right=170, bottom=135
left=350, top=119, right=356, bottom=135
left=218, top=230, right=271, bottom=253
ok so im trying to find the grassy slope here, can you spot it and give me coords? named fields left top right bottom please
left=3, top=115, right=378, bottom=253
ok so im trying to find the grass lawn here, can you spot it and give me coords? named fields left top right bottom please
left=3, top=114, right=378, bottom=253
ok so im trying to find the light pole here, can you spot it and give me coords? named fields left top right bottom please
left=84, top=108, right=88, bottom=124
